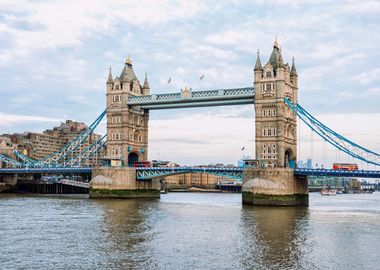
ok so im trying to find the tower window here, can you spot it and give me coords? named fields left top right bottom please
left=266, top=71, right=272, bottom=77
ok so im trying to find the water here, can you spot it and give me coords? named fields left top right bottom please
left=0, top=192, right=379, bottom=270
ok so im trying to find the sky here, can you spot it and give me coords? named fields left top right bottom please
left=0, top=0, right=379, bottom=168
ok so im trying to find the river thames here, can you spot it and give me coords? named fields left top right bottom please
left=0, top=192, right=379, bottom=269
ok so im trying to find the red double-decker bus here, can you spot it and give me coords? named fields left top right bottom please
left=133, top=161, right=151, bottom=167
left=332, top=163, right=358, bottom=171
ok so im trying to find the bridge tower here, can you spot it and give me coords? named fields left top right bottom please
left=90, top=57, right=160, bottom=199
left=105, top=57, right=149, bottom=166
left=242, top=39, right=308, bottom=206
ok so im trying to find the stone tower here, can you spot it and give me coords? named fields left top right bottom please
left=254, top=38, right=298, bottom=168
left=106, top=56, right=149, bottom=166
left=242, top=39, right=308, bottom=206
left=90, top=57, right=160, bottom=199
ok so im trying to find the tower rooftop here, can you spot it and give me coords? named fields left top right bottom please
left=120, top=56, right=138, bottom=82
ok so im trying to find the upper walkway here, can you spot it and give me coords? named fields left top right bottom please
left=128, top=87, right=255, bottom=109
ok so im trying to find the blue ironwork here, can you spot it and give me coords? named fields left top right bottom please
left=0, top=154, right=24, bottom=167
left=128, top=87, right=255, bottom=109
left=295, top=168, right=380, bottom=178
left=0, top=111, right=106, bottom=168
left=285, top=98, right=380, bottom=167
left=135, top=166, right=243, bottom=180
left=0, top=167, right=92, bottom=174
left=13, top=151, right=37, bottom=165
left=34, top=110, right=106, bottom=166
left=63, top=135, right=107, bottom=166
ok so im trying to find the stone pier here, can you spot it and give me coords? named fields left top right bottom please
left=90, top=167, right=160, bottom=199
left=0, top=174, right=17, bottom=193
left=242, top=168, right=308, bottom=206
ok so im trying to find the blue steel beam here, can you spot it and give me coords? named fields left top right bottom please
left=0, top=167, right=92, bottom=174
left=128, top=87, right=255, bottom=110
left=135, top=166, right=243, bottom=180
left=2, top=166, right=380, bottom=179
left=295, top=168, right=380, bottom=178
left=285, top=98, right=380, bottom=166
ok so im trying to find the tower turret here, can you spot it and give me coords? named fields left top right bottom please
left=106, top=67, right=113, bottom=92
left=142, top=73, right=150, bottom=95
left=290, top=57, right=298, bottom=86
left=254, top=50, right=263, bottom=82
left=254, top=50, right=263, bottom=71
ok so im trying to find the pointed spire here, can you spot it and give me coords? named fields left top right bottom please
left=254, top=50, right=263, bottom=71
left=274, top=35, right=280, bottom=49
left=278, top=50, right=285, bottom=68
left=290, top=56, right=298, bottom=76
left=143, top=72, right=150, bottom=89
left=267, top=36, right=284, bottom=70
left=126, top=55, right=132, bottom=65
left=107, top=67, right=113, bottom=84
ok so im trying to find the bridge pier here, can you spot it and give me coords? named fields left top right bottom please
left=0, top=173, right=17, bottom=193
left=242, top=168, right=308, bottom=206
left=89, top=167, right=160, bottom=199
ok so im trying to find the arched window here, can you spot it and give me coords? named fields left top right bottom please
left=133, top=130, right=140, bottom=141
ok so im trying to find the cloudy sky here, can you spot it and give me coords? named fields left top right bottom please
left=0, top=0, right=379, bottom=168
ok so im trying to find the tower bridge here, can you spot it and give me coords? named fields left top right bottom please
left=91, top=38, right=306, bottom=205
left=1, top=39, right=380, bottom=205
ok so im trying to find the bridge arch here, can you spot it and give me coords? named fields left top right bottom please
left=127, top=152, right=139, bottom=166
left=285, top=148, right=295, bottom=168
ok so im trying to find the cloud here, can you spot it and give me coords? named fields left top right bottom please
left=353, top=68, right=380, bottom=85
left=0, top=0, right=205, bottom=62
left=0, top=113, right=62, bottom=127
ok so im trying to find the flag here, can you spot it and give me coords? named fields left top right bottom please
left=167, top=77, right=171, bottom=83
left=200, top=74, right=204, bottom=80
left=241, top=146, right=245, bottom=151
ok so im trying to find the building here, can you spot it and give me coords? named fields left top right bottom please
left=2, top=120, right=101, bottom=165
left=164, top=173, right=236, bottom=188
left=105, top=56, right=150, bottom=166
left=254, top=38, right=298, bottom=168
left=306, top=158, right=313, bottom=169
left=0, top=137, right=18, bottom=168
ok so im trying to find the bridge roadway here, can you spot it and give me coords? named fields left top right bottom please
left=0, top=167, right=92, bottom=174
left=294, top=168, right=380, bottom=178
left=1, top=167, right=380, bottom=179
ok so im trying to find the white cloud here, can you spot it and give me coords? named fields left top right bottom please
left=353, top=68, right=380, bottom=85
left=0, top=113, right=62, bottom=127
left=0, top=0, right=205, bottom=64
